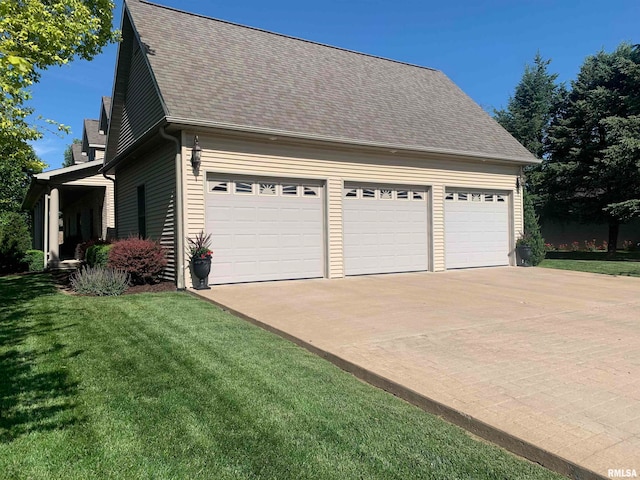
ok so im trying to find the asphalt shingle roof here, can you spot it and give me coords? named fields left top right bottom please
left=71, top=143, right=84, bottom=164
left=84, top=119, right=106, bottom=146
left=126, top=0, right=536, bottom=163
left=102, top=96, right=112, bottom=122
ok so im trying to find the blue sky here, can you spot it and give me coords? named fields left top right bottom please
left=30, top=0, right=639, bottom=170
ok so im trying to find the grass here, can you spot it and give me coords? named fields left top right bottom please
left=0, top=274, right=563, bottom=479
left=540, top=258, right=640, bottom=277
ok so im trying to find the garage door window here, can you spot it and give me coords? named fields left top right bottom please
left=344, top=185, right=427, bottom=201
left=235, top=181, right=253, bottom=194
left=303, top=186, right=319, bottom=197
left=362, top=188, right=376, bottom=198
left=447, top=192, right=506, bottom=203
left=210, top=180, right=229, bottom=193
left=282, top=184, right=298, bottom=196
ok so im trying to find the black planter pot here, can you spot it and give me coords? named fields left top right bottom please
left=516, top=245, right=532, bottom=267
left=192, top=257, right=212, bottom=289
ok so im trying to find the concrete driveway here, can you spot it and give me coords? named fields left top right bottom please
left=194, top=267, right=640, bottom=479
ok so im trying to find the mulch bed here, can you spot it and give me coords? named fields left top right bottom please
left=50, top=269, right=176, bottom=295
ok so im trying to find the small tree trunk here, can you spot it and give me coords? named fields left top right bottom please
left=607, top=222, right=619, bottom=255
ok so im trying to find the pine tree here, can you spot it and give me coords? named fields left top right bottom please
left=545, top=43, right=640, bottom=252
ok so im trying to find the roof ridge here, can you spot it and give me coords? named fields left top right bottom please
left=135, top=0, right=440, bottom=73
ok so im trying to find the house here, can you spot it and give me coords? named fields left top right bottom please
left=103, top=0, right=538, bottom=288
left=23, top=96, right=115, bottom=267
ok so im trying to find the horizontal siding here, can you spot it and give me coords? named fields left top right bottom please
left=184, top=133, right=522, bottom=280
left=327, top=178, right=343, bottom=278
left=431, top=185, right=445, bottom=271
left=61, top=172, right=113, bottom=187
left=116, top=143, right=176, bottom=281
left=116, top=40, right=165, bottom=156
left=104, top=181, right=115, bottom=239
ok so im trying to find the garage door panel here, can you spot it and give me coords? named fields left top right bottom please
left=445, top=191, right=509, bottom=269
left=206, top=176, right=324, bottom=284
left=344, top=184, right=429, bottom=276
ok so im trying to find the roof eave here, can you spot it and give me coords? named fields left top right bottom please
left=165, top=116, right=540, bottom=165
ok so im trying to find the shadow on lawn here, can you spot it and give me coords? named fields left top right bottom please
left=0, top=274, right=80, bottom=442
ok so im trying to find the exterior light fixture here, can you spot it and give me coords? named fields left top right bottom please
left=516, top=175, right=521, bottom=193
left=191, top=135, right=202, bottom=170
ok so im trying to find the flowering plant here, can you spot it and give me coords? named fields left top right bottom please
left=515, top=232, right=532, bottom=247
left=187, top=231, right=213, bottom=260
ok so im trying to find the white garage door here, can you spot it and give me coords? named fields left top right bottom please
left=343, top=183, right=429, bottom=275
left=445, top=191, right=509, bottom=269
left=205, top=176, right=324, bottom=284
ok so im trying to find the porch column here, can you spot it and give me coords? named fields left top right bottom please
left=48, top=187, right=60, bottom=268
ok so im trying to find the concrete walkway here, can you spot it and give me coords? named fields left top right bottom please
left=193, top=267, right=640, bottom=479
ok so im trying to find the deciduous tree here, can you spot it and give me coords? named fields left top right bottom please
left=0, top=0, right=117, bottom=167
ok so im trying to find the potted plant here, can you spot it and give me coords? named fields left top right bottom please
left=187, top=231, right=213, bottom=289
left=515, top=233, right=533, bottom=267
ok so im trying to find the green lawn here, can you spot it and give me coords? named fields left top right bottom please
left=540, top=259, right=640, bottom=277
left=0, top=274, right=563, bottom=479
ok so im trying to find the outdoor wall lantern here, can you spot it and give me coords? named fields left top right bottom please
left=516, top=175, right=521, bottom=193
left=191, top=136, right=202, bottom=170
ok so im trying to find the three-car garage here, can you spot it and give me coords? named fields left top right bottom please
left=204, top=173, right=513, bottom=285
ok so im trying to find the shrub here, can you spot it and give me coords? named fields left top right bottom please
left=108, top=237, right=167, bottom=284
left=522, top=191, right=545, bottom=266
left=70, top=266, right=130, bottom=296
left=0, top=211, right=31, bottom=273
left=78, top=238, right=111, bottom=261
left=23, top=249, right=45, bottom=272
left=86, top=244, right=113, bottom=267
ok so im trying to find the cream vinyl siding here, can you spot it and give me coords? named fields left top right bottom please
left=116, top=143, right=176, bottom=280
left=181, top=133, right=523, bottom=283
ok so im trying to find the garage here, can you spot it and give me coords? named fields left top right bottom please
left=343, top=183, right=429, bottom=275
left=445, top=191, right=510, bottom=269
left=205, top=175, right=324, bottom=284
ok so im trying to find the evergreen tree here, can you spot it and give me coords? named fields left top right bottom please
left=522, top=191, right=545, bottom=266
left=494, top=53, right=561, bottom=160
left=545, top=43, right=640, bottom=252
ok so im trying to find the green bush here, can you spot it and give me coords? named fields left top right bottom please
left=70, top=266, right=130, bottom=296
left=0, top=211, right=31, bottom=273
left=522, top=191, right=545, bottom=266
left=23, top=249, right=45, bottom=272
left=86, top=244, right=113, bottom=267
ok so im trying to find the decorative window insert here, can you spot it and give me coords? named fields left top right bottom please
left=397, top=190, right=409, bottom=200
left=485, top=194, right=494, bottom=202
left=210, top=180, right=229, bottom=193
left=259, top=183, right=276, bottom=195
left=282, top=184, right=299, bottom=196
left=235, top=181, right=253, bottom=194
left=362, top=188, right=375, bottom=198
left=496, top=195, right=505, bottom=202
left=303, top=186, right=319, bottom=197
left=344, top=188, right=358, bottom=198
left=445, top=193, right=455, bottom=201
left=412, top=191, right=424, bottom=200
left=457, top=192, right=468, bottom=201
left=471, top=193, right=482, bottom=202
left=380, top=188, right=393, bottom=200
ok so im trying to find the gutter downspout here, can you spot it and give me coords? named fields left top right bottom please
left=102, top=172, right=116, bottom=239
left=159, top=126, right=185, bottom=290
